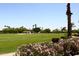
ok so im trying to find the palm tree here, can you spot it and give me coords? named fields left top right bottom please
left=35, top=24, right=37, bottom=28
left=66, top=3, right=72, bottom=38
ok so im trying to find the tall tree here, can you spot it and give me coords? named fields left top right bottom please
left=35, top=24, right=37, bottom=28
left=66, top=3, right=72, bottom=38
left=32, top=27, right=41, bottom=33
left=33, top=24, right=37, bottom=28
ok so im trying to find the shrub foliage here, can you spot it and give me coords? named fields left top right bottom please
left=16, top=38, right=79, bottom=56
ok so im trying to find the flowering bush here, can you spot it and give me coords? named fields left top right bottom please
left=15, top=38, right=79, bottom=56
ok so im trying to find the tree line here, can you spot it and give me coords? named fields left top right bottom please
left=0, top=25, right=79, bottom=33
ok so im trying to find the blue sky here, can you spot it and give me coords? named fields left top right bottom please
left=0, top=3, right=79, bottom=30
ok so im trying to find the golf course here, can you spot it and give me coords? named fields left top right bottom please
left=0, top=33, right=66, bottom=54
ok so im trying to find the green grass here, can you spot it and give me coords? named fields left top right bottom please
left=0, top=33, right=66, bottom=54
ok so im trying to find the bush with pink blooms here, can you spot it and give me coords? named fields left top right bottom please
left=15, top=38, right=79, bottom=56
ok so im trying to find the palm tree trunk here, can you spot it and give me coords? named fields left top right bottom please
left=66, top=3, right=72, bottom=38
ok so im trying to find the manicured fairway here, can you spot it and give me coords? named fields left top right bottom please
left=0, top=33, right=66, bottom=54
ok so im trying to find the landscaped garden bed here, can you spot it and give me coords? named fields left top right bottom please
left=15, top=37, right=79, bottom=56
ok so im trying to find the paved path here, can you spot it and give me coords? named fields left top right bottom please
left=0, top=52, right=15, bottom=56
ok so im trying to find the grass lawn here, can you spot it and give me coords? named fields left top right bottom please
left=0, top=33, right=66, bottom=54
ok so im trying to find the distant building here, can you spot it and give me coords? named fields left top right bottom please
left=23, top=30, right=32, bottom=34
